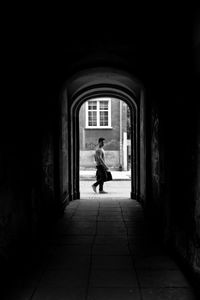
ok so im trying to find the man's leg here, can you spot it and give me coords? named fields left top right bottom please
left=92, top=179, right=103, bottom=193
left=92, top=166, right=107, bottom=193
left=98, top=168, right=108, bottom=193
left=99, top=181, right=104, bottom=192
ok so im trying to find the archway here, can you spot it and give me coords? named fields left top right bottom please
left=60, top=68, right=146, bottom=207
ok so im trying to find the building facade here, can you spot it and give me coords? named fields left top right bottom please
left=79, top=97, right=131, bottom=170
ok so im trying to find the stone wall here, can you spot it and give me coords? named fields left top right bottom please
left=61, top=90, right=70, bottom=205
left=149, top=84, right=200, bottom=282
left=194, top=120, right=200, bottom=273
left=0, top=130, right=32, bottom=261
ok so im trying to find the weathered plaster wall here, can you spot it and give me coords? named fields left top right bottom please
left=151, top=108, right=160, bottom=204
left=41, top=133, right=55, bottom=209
left=61, top=90, right=70, bottom=205
left=194, top=119, right=200, bottom=273
left=80, top=150, right=119, bottom=169
left=0, top=129, right=32, bottom=261
left=170, top=109, right=200, bottom=279
left=149, top=85, right=200, bottom=281
left=0, top=147, right=28, bottom=260
left=139, top=91, right=146, bottom=203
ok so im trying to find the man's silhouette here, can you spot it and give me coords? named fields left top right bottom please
left=92, top=137, right=109, bottom=194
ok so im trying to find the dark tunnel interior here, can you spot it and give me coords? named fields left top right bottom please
left=0, top=4, right=200, bottom=299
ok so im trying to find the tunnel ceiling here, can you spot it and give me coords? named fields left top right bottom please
left=2, top=4, right=199, bottom=115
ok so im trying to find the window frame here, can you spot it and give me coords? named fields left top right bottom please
left=85, top=98, right=112, bottom=129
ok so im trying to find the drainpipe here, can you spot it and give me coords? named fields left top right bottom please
left=119, top=101, right=123, bottom=171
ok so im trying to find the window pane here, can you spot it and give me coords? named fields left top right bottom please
left=88, top=101, right=97, bottom=110
left=100, top=100, right=108, bottom=110
left=88, top=111, right=97, bottom=126
left=100, top=111, right=108, bottom=126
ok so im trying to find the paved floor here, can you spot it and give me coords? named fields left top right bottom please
left=80, top=180, right=131, bottom=199
left=2, top=182, right=198, bottom=299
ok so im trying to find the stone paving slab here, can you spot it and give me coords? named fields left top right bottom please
left=87, top=287, right=141, bottom=300
left=91, top=255, right=134, bottom=269
left=32, top=287, right=86, bottom=300
left=2, top=287, right=35, bottom=300
left=135, top=256, right=180, bottom=270
left=39, top=269, right=89, bottom=287
left=47, top=235, right=94, bottom=246
left=92, top=244, right=130, bottom=256
left=141, top=288, right=197, bottom=300
left=89, top=269, right=138, bottom=287
left=94, top=235, right=128, bottom=245
left=2, top=195, right=198, bottom=299
left=138, top=270, right=191, bottom=288
left=46, top=255, right=90, bottom=270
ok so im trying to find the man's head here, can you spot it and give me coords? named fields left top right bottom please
left=98, top=137, right=105, bottom=147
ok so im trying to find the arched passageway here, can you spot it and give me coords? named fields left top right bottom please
left=60, top=68, right=146, bottom=206
left=0, top=7, right=199, bottom=299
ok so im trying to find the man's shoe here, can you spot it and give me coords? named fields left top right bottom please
left=92, top=184, right=97, bottom=193
left=99, top=190, right=108, bottom=194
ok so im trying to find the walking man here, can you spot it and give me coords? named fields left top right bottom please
left=92, top=137, right=109, bottom=194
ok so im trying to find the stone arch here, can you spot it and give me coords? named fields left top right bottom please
left=60, top=67, right=146, bottom=205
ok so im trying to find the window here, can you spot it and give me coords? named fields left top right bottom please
left=86, top=98, right=111, bottom=128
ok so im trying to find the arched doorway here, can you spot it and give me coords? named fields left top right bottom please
left=60, top=68, right=146, bottom=207
left=79, top=97, right=132, bottom=199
